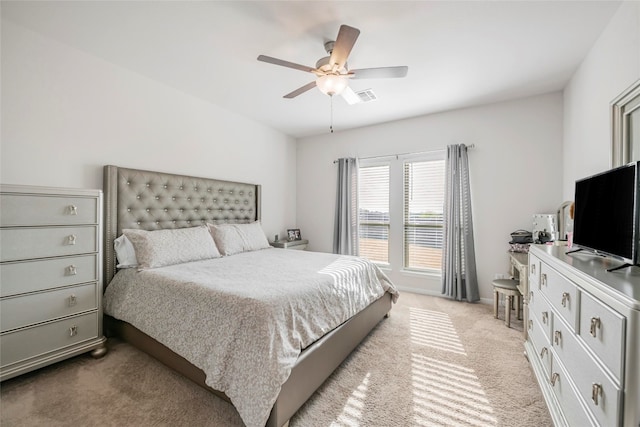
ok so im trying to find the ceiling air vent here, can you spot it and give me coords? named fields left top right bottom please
left=356, top=89, right=377, bottom=103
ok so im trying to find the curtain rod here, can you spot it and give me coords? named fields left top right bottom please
left=333, top=144, right=475, bottom=164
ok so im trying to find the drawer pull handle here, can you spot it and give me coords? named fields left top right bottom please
left=68, top=294, right=77, bottom=306
left=68, top=205, right=78, bottom=215
left=67, top=234, right=77, bottom=245
left=592, top=383, right=602, bottom=406
left=528, top=320, right=533, bottom=330
left=531, top=264, right=536, bottom=274
left=539, top=347, right=548, bottom=358
left=551, top=372, right=560, bottom=386
left=529, top=291, right=534, bottom=302
left=542, top=311, right=548, bottom=324
left=541, top=273, right=547, bottom=287
left=67, top=265, right=77, bottom=275
left=69, top=325, right=78, bottom=337
left=554, top=330, right=562, bottom=345
left=590, top=317, right=601, bottom=338
left=561, top=292, right=570, bottom=308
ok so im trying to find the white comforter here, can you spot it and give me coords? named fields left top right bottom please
left=103, top=248, right=398, bottom=427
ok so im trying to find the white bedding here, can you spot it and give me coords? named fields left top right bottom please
left=103, top=247, right=398, bottom=427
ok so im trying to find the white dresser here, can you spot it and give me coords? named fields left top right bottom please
left=0, top=184, right=107, bottom=381
left=525, top=244, right=640, bottom=427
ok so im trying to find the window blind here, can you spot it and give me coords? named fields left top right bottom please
left=403, top=159, right=445, bottom=270
left=358, top=165, right=390, bottom=263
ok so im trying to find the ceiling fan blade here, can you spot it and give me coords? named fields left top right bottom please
left=257, top=55, right=317, bottom=73
left=351, top=66, right=408, bottom=79
left=330, top=25, right=360, bottom=70
left=283, top=81, right=317, bottom=99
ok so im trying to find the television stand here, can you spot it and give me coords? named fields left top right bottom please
left=566, top=248, right=605, bottom=257
left=566, top=248, right=634, bottom=272
left=565, top=248, right=584, bottom=255
left=607, top=263, right=634, bottom=273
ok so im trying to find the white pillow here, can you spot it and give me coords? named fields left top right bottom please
left=123, top=225, right=221, bottom=269
left=208, top=221, right=271, bottom=256
left=114, top=234, right=138, bottom=268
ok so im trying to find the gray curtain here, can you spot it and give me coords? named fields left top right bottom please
left=333, top=157, right=359, bottom=255
left=442, top=144, right=479, bottom=302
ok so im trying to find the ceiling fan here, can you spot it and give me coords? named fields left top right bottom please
left=257, top=24, right=408, bottom=103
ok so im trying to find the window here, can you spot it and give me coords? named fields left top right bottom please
left=358, top=164, right=389, bottom=264
left=403, top=157, right=445, bottom=271
left=357, top=152, right=445, bottom=274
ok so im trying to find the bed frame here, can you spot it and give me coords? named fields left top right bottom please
left=102, top=165, right=392, bottom=427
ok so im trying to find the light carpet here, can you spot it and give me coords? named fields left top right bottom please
left=1, top=292, right=551, bottom=426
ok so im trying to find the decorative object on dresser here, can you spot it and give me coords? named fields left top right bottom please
left=525, top=244, right=639, bottom=427
left=0, top=184, right=107, bottom=381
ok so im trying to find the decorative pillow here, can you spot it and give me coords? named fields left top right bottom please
left=123, top=225, right=221, bottom=269
left=208, top=221, right=271, bottom=256
left=208, top=224, right=244, bottom=256
left=114, top=234, right=138, bottom=268
left=238, top=221, right=271, bottom=251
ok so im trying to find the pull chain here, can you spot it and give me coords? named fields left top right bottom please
left=330, top=94, right=334, bottom=133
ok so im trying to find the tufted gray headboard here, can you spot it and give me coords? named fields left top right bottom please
left=103, top=165, right=261, bottom=286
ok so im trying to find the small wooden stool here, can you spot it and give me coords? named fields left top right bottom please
left=493, top=279, right=522, bottom=327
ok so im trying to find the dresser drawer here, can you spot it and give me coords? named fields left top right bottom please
left=549, top=356, right=597, bottom=427
left=578, top=291, right=625, bottom=382
left=0, top=254, right=98, bottom=297
left=0, top=194, right=99, bottom=227
left=528, top=316, right=552, bottom=379
left=529, top=253, right=541, bottom=289
left=551, top=314, right=622, bottom=427
left=0, top=226, right=98, bottom=262
left=528, top=287, right=553, bottom=340
left=1, top=283, right=97, bottom=333
left=0, top=312, right=99, bottom=368
left=540, top=263, right=578, bottom=331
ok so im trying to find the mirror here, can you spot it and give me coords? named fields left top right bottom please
left=612, top=79, right=640, bottom=167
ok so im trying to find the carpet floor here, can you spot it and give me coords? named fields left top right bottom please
left=1, top=292, right=552, bottom=426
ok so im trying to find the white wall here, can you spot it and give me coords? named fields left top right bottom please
left=1, top=20, right=297, bottom=239
left=296, top=93, right=564, bottom=301
left=563, top=1, right=640, bottom=199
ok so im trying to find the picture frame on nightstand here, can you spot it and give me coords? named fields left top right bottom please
left=287, top=229, right=301, bottom=241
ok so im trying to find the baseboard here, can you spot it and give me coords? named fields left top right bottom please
left=395, top=286, right=493, bottom=306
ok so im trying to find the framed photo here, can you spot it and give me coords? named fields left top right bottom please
left=287, top=229, right=301, bottom=241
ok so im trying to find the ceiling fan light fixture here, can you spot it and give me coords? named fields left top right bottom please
left=315, top=74, right=348, bottom=96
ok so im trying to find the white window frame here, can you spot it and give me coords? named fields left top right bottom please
left=357, top=158, right=392, bottom=267
left=357, top=151, right=445, bottom=276
left=400, top=151, right=446, bottom=274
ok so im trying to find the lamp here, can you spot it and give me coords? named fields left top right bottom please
left=315, top=74, right=348, bottom=96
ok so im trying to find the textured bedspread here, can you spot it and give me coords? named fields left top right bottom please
left=103, top=248, right=398, bottom=427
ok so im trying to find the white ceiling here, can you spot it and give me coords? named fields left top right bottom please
left=2, top=1, right=622, bottom=138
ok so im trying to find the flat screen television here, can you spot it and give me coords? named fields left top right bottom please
left=572, top=161, right=639, bottom=271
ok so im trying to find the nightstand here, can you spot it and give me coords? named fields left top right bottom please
left=271, top=239, right=308, bottom=250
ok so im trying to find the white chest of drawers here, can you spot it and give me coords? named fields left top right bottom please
left=0, top=184, right=107, bottom=381
left=525, top=244, right=640, bottom=427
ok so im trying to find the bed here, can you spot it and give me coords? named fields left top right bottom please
left=101, top=165, right=397, bottom=427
